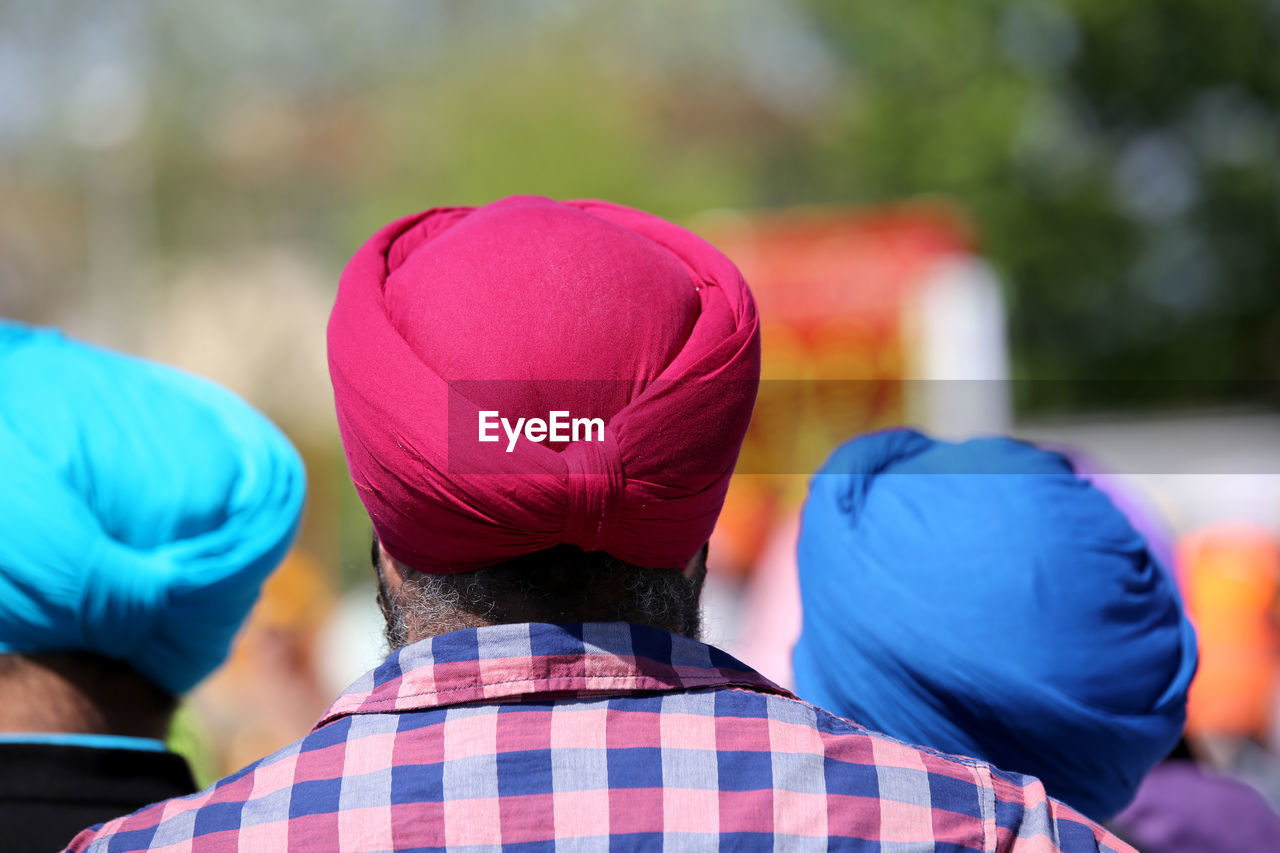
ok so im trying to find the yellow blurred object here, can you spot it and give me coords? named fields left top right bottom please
left=1181, top=525, right=1280, bottom=738
left=708, top=477, right=778, bottom=580
left=251, top=549, right=337, bottom=634
left=195, top=549, right=341, bottom=775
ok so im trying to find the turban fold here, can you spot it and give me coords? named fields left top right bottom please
left=793, top=429, right=1197, bottom=820
left=0, top=322, right=305, bottom=694
left=328, top=196, right=760, bottom=572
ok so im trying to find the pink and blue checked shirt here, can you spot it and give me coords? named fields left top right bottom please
left=68, top=622, right=1136, bottom=851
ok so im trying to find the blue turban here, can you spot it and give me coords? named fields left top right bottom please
left=793, top=429, right=1197, bottom=820
left=0, top=322, right=305, bottom=694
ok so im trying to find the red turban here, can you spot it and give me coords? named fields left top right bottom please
left=328, top=196, right=760, bottom=573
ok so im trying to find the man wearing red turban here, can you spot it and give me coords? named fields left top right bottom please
left=72, top=197, right=1132, bottom=852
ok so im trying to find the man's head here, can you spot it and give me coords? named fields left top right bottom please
left=0, top=322, right=306, bottom=716
left=793, top=429, right=1198, bottom=821
left=329, top=196, right=759, bottom=639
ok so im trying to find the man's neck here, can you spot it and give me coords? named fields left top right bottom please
left=0, top=653, right=171, bottom=739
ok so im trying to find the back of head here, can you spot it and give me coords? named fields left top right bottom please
left=0, top=322, right=306, bottom=696
left=329, top=196, right=760, bottom=585
left=793, top=428, right=1198, bottom=821
left=379, top=543, right=706, bottom=646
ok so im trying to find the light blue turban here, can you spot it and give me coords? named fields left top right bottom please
left=0, top=322, right=305, bottom=695
left=793, top=429, right=1197, bottom=821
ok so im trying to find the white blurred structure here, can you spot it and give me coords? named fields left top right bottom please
left=1015, top=410, right=1280, bottom=537
left=912, top=254, right=1013, bottom=438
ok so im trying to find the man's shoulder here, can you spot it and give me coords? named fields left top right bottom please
left=761, top=693, right=1135, bottom=852
left=66, top=678, right=1133, bottom=852
left=63, top=722, right=347, bottom=852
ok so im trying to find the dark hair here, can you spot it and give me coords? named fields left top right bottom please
left=374, top=538, right=705, bottom=648
left=0, top=651, right=178, bottom=738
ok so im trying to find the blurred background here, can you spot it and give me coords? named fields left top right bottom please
left=2, top=0, right=1278, bottom=810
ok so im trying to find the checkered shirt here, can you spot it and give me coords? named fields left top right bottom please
left=67, top=622, right=1135, bottom=851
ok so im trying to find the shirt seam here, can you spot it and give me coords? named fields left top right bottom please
left=321, top=673, right=781, bottom=721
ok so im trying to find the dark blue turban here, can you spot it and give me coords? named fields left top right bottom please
left=793, top=429, right=1197, bottom=820
left=0, top=322, right=306, bottom=694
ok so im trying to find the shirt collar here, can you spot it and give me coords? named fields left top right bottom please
left=317, top=621, right=790, bottom=728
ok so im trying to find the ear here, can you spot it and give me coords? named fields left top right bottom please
left=376, top=539, right=408, bottom=597
left=683, top=542, right=709, bottom=580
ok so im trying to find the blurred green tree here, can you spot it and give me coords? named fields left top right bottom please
left=5, top=0, right=1275, bottom=414
left=777, top=0, right=1280, bottom=411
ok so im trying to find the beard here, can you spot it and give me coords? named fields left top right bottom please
left=375, top=569, right=411, bottom=653
left=375, top=558, right=474, bottom=651
left=371, top=531, right=709, bottom=649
